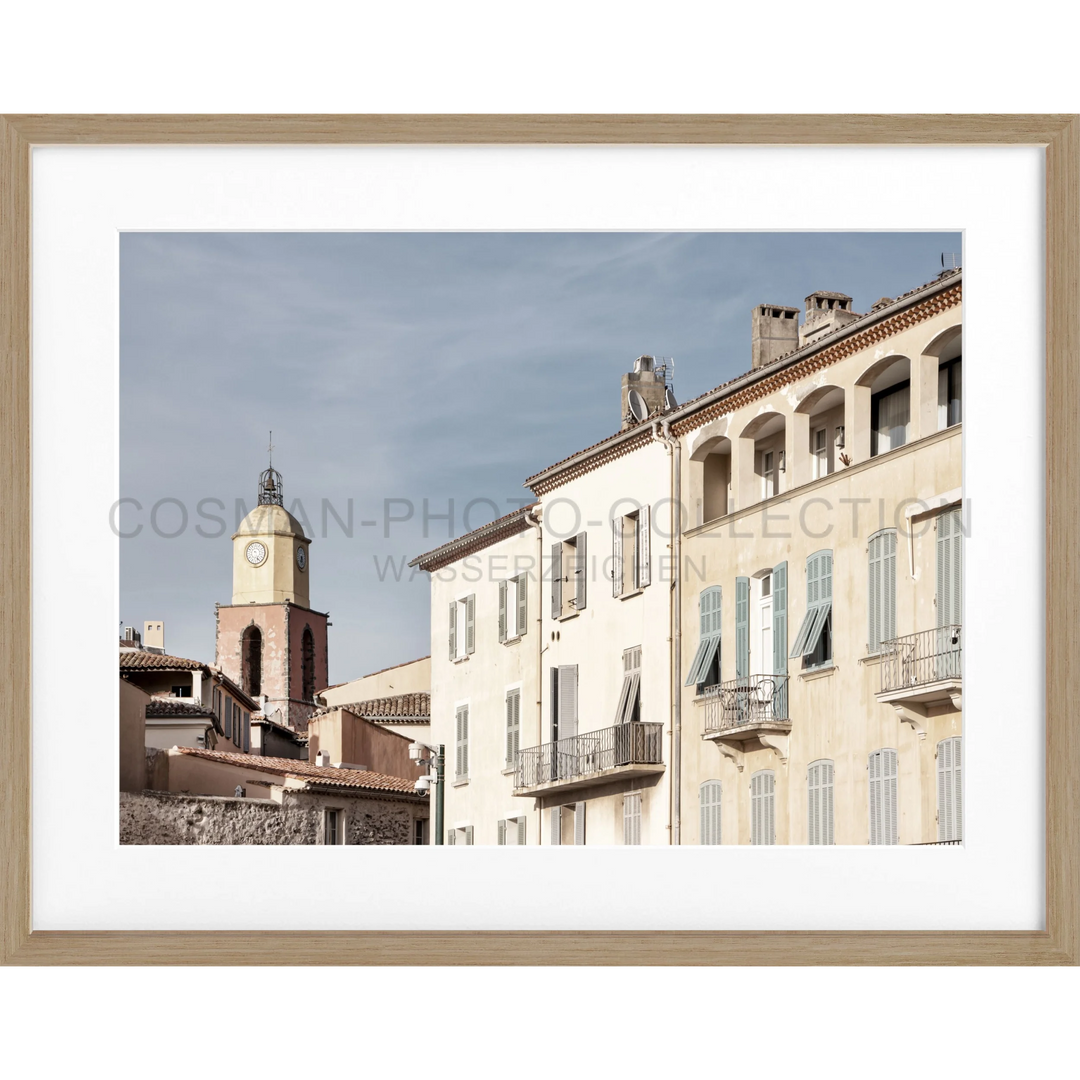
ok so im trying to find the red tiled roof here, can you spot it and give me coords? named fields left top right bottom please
left=174, top=747, right=423, bottom=795
left=146, top=698, right=215, bottom=719
left=409, top=503, right=538, bottom=572
left=119, top=650, right=208, bottom=673
left=523, top=271, right=962, bottom=496
left=310, top=692, right=431, bottom=722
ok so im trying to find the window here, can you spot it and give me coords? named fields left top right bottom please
left=455, top=704, right=469, bottom=779
left=242, top=711, right=250, bottom=753
left=499, top=574, right=529, bottom=640
left=936, top=508, right=963, bottom=679
left=213, top=688, right=222, bottom=723
left=498, top=817, right=528, bottom=846
left=549, top=665, right=578, bottom=743
left=868, top=748, right=898, bottom=845
left=448, top=826, right=474, bottom=846
left=171, top=684, right=192, bottom=697
left=242, top=625, right=262, bottom=697
left=611, top=505, right=651, bottom=597
left=686, top=586, right=722, bottom=688
left=812, top=426, right=829, bottom=479
left=699, top=780, right=722, bottom=845
left=868, top=529, right=897, bottom=653
left=789, top=549, right=833, bottom=669
left=448, top=594, right=476, bottom=660
left=623, top=792, right=642, bottom=845
left=614, top=646, right=641, bottom=725
left=505, top=687, right=521, bottom=767
left=413, top=819, right=426, bottom=846
left=937, top=737, right=962, bottom=841
left=301, top=625, right=316, bottom=702
left=550, top=804, right=585, bottom=846
left=938, top=355, right=962, bottom=429
left=750, top=770, right=775, bottom=845
left=871, top=381, right=910, bottom=456
left=761, top=450, right=775, bottom=499
left=807, top=759, right=834, bottom=845
left=551, top=533, right=587, bottom=619
left=224, top=698, right=232, bottom=740
left=324, top=809, right=343, bottom=845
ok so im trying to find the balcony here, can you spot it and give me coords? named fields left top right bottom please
left=701, top=674, right=792, bottom=766
left=513, top=721, right=665, bottom=797
left=876, top=625, right=962, bottom=738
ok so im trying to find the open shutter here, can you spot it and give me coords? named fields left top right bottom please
left=937, top=736, right=962, bottom=841
left=447, top=828, right=456, bottom=846
left=465, top=594, right=475, bottom=654
left=772, top=562, right=787, bottom=715
left=823, top=760, right=834, bottom=845
left=516, top=573, right=528, bottom=637
left=549, top=667, right=559, bottom=742
left=498, top=580, right=508, bottom=642
left=735, top=577, right=750, bottom=681
left=550, top=806, right=561, bottom=846
left=575, top=532, right=587, bottom=610
left=517, top=818, right=527, bottom=846
left=869, top=751, right=880, bottom=845
left=884, top=749, right=897, bottom=845
left=574, top=802, right=586, bottom=846
left=637, top=505, right=651, bottom=588
left=868, top=533, right=882, bottom=652
left=558, top=665, right=578, bottom=739
left=937, top=508, right=962, bottom=628
left=464, top=826, right=474, bottom=846
left=551, top=541, right=563, bottom=619
left=883, top=532, right=897, bottom=644
left=448, top=601, right=457, bottom=660
left=612, top=519, right=623, bottom=597
left=808, top=762, right=819, bottom=846
left=497, top=819, right=507, bottom=845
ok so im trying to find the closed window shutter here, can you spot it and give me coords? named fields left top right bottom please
left=449, top=601, right=457, bottom=660
left=868, top=533, right=882, bottom=652
left=464, top=826, right=474, bottom=846
left=751, top=772, right=760, bottom=845
left=735, top=577, right=750, bottom=680
left=883, top=532, right=897, bottom=644
left=505, top=690, right=516, bottom=766
left=700, top=781, right=721, bottom=845
left=623, top=793, right=641, bottom=845
left=552, top=542, right=563, bottom=618
left=517, top=818, right=527, bottom=846
left=574, top=802, right=586, bottom=846
left=574, top=532, right=587, bottom=610
left=869, top=750, right=880, bottom=845
left=447, top=828, right=456, bottom=846
left=823, top=760, right=834, bottom=845
left=765, top=771, right=775, bottom=845
left=455, top=706, right=469, bottom=778
left=465, top=594, right=475, bottom=654
left=497, top=819, right=507, bottom=845
left=936, top=508, right=962, bottom=628
left=243, top=713, right=250, bottom=753
left=499, top=580, right=508, bottom=642
left=225, top=699, right=233, bottom=740
left=808, top=762, right=819, bottom=845
left=869, top=749, right=898, bottom=845
left=637, top=505, right=651, bottom=588
left=558, top=665, right=579, bottom=739
left=611, top=519, right=623, bottom=597
left=687, top=587, right=722, bottom=686
left=516, top=573, right=528, bottom=637
left=772, top=562, right=787, bottom=715
left=808, top=760, right=834, bottom=845
left=550, top=806, right=561, bottom=846
left=937, top=736, right=962, bottom=841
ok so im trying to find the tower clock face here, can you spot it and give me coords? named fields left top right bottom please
left=296, top=545, right=307, bottom=571
left=245, top=541, right=267, bottom=566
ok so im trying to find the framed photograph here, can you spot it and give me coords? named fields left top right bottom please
left=1, top=115, right=1076, bottom=965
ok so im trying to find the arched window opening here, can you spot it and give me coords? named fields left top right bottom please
left=242, top=625, right=262, bottom=698
left=301, top=625, right=316, bottom=702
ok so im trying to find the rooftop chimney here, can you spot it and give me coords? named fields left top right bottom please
left=751, top=305, right=800, bottom=369
left=143, top=620, right=165, bottom=654
left=799, top=290, right=859, bottom=346
left=620, top=355, right=669, bottom=430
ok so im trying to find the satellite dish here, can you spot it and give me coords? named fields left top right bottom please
left=627, top=389, right=648, bottom=423
left=664, top=388, right=678, bottom=411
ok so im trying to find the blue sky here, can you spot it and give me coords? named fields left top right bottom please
left=120, top=231, right=961, bottom=683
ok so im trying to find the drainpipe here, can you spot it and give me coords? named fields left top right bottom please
left=652, top=420, right=682, bottom=845
left=524, top=508, right=544, bottom=844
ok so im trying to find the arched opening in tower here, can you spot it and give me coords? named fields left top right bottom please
left=242, top=625, right=262, bottom=698
left=301, top=625, right=316, bottom=702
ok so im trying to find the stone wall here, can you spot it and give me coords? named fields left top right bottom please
left=120, top=790, right=424, bottom=845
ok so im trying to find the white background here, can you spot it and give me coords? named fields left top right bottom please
left=32, top=143, right=1042, bottom=934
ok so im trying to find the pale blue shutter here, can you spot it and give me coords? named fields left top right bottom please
left=883, top=532, right=897, bottom=645
left=772, top=562, right=787, bottom=716
left=574, top=802, right=586, bottom=846
left=497, top=819, right=507, bottom=845
left=516, top=573, right=528, bottom=636
left=448, top=601, right=457, bottom=659
left=498, top=580, right=508, bottom=642
left=699, top=781, right=721, bottom=845
left=551, top=542, right=563, bottom=618
left=868, top=533, right=882, bottom=652
left=465, top=595, right=475, bottom=654
left=517, top=818, right=527, bottom=845
left=936, top=508, right=962, bottom=628
left=735, top=577, right=750, bottom=681
left=464, top=826, right=474, bottom=846
left=612, top=518, right=623, bottom=597
left=937, top=736, right=962, bottom=841
left=686, top=587, right=721, bottom=686
left=550, top=807, right=561, bottom=846
left=575, top=532, right=587, bottom=610
left=808, top=762, right=819, bottom=846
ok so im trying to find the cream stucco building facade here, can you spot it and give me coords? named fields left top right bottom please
left=411, top=270, right=963, bottom=845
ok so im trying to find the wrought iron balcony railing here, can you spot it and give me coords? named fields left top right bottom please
left=878, top=625, right=962, bottom=694
left=514, top=721, right=664, bottom=792
left=702, top=674, right=791, bottom=735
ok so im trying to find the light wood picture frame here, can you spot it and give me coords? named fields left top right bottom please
left=1, top=114, right=1076, bottom=965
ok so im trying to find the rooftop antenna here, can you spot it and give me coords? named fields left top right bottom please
left=940, top=252, right=960, bottom=270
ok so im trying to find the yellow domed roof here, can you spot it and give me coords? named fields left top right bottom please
left=233, top=503, right=310, bottom=542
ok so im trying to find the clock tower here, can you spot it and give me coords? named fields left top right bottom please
left=215, top=458, right=329, bottom=730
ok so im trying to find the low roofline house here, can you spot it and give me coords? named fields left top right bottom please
left=409, top=268, right=962, bottom=845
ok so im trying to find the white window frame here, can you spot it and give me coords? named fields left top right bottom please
left=812, top=425, right=829, bottom=479
left=761, top=449, right=775, bottom=499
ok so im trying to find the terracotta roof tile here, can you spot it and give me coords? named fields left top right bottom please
left=310, top=692, right=431, bottom=722
left=119, top=650, right=208, bottom=673
left=146, top=699, right=215, bottom=719
left=174, top=747, right=422, bottom=794
left=409, top=504, right=538, bottom=572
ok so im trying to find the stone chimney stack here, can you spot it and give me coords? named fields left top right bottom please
left=799, top=290, right=859, bottom=346
left=620, top=355, right=669, bottom=430
left=751, top=304, right=800, bottom=369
